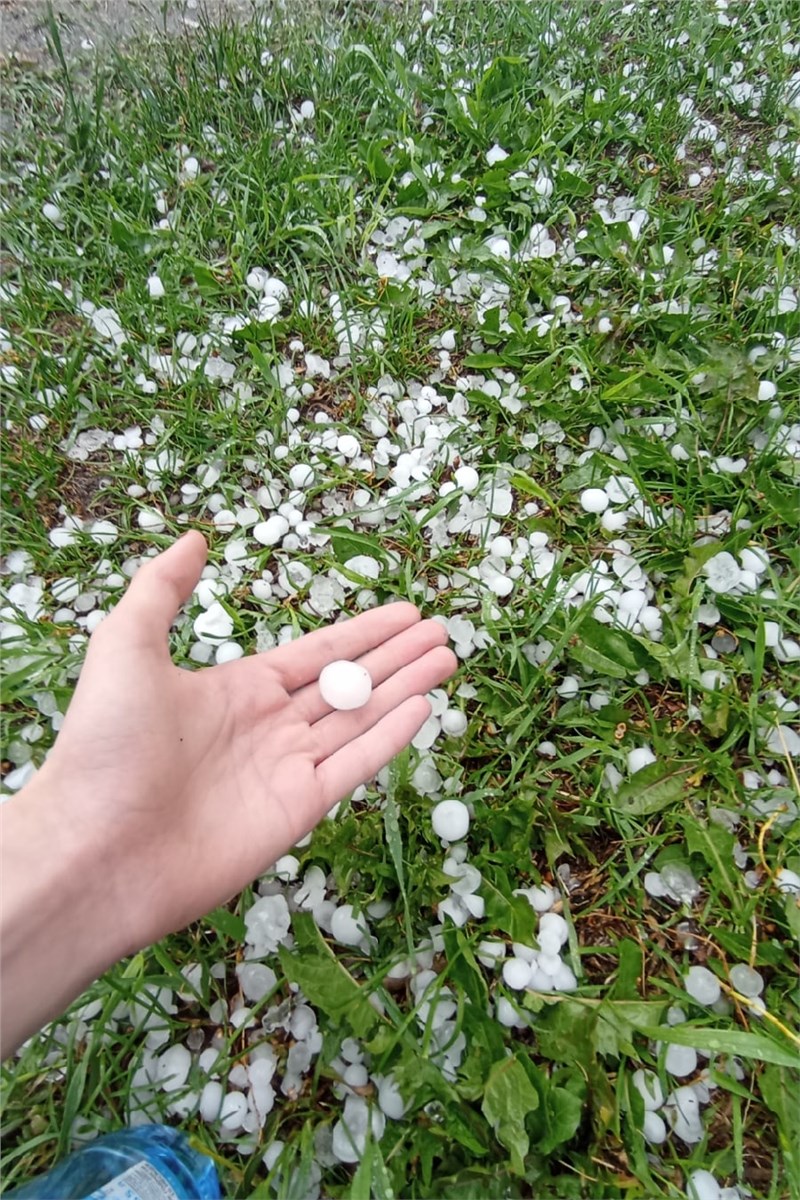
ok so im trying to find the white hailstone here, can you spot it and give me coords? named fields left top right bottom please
left=319, top=660, right=372, bottom=711
left=236, top=962, right=277, bottom=1003
left=199, top=1080, right=224, bottom=1122
left=147, top=274, right=165, bottom=299
left=181, top=155, right=200, bottom=180
left=253, top=515, right=289, bottom=546
left=485, top=236, right=512, bottom=259
left=537, top=741, right=557, bottom=758
left=156, top=1044, right=192, bottom=1092
left=332, top=1094, right=384, bottom=1164
left=729, top=964, right=764, bottom=996
left=477, top=940, right=506, bottom=968
left=220, top=1091, right=248, bottom=1133
left=431, top=799, right=470, bottom=842
left=557, top=675, right=580, bottom=699
left=216, top=642, right=243, bottom=664
left=42, top=201, right=64, bottom=227
left=454, top=465, right=479, bottom=493
left=376, top=1075, right=406, bottom=1119
left=580, top=487, right=609, bottom=513
left=776, top=868, right=800, bottom=894
left=687, top=172, right=702, bottom=188
left=413, top=714, right=441, bottom=750
left=486, top=143, right=509, bottom=165
left=272, top=854, right=300, bottom=882
left=330, top=904, right=367, bottom=948
left=687, top=1170, right=721, bottom=1200
left=660, top=863, right=701, bottom=903
left=685, top=965, right=721, bottom=1006
left=665, top=1086, right=703, bottom=1143
left=244, top=894, right=291, bottom=955
left=764, top=725, right=800, bottom=757
left=642, top=1111, right=667, bottom=1143
left=193, top=602, right=233, bottom=645
left=304, top=352, right=330, bottom=379
left=441, top=709, right=468, bottom=737
left=338, top=434, right=361, bottom=458
left=539, top=912, right=568, bottom=943
left=551, top=962, right=577, bottom=992
left=703, top=552, right=742, bottom=594
left=502, top=957, right=532, bottom=990
left=137, top=508, right=166, bottom=533
left=632, top=1069, right=664, bottom=1111
left=496, top=997, right=525, bottom=1028
left=89, top=519, right=118, bottom=544
left=627, top=745, right=657, bottom=773
left=248, top=1058, right=276, bottom=1123
left=757, top=380, right=777, bottom=402
left=289, top=464, right=315, bottom=489
left=665, top=1043, right=697, bottom=1077
left=299, top=99, right=315, bottom=120
left=597, top=317, right=613, bottom=334
left=440, top=329, right=456, bottom=351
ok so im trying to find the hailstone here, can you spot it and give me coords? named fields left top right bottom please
left=319, top=661, right=373, bottom=711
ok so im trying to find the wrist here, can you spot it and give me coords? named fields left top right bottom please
left=1, top=765, right=129, bottom=1055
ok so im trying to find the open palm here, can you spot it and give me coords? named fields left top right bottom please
left=47, top=532, right=456, bottom=952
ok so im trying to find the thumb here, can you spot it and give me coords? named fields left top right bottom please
left=111, top=531, right=208, bottom=646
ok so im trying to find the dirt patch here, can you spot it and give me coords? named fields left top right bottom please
left=0, top=0, right=259, bottom=65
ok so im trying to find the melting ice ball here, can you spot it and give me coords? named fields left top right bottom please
left=319, top=660, right=373, bottom=711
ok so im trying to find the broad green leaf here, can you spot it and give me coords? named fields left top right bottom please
left=330, top=528, right=389, bottom=566
left=635, top=632, right=703, bottom=684
left=610, top=762, right=695, bottom=816
left=594, top=1000, right=668, bottom=1058
left=572, top=617, right=649, bottom=679
left=205, top=906, right=246, bottom=941
left=279, top=914, right=378, bottom=1039
left=481, top=1055, right=539, bottom=1174
left=531, top=1076, right=585, bottom=1156
left=611, top=939, right=644, bottom=1001
left=640, top=1024, right=800, bottom=1069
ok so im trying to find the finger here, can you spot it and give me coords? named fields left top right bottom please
left=316, top=694, right=433, bottom=806
left=293, top=618, right=450, bottom=723
left=109, top=531, right=208, bottom=646
left=310, top=645, right=457, bottom=763
left=267, top=602, right=422, bottom=691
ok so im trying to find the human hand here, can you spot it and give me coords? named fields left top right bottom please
left=29, top=531, right=456, bottom=955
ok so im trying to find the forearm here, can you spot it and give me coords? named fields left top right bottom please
left=0, top=767, right=126, bottom=1058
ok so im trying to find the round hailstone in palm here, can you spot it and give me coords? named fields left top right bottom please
left=502, top=957, right=532, bottom=990
left=687, top=1170, right=721, bottom=1200
left=684, top=965, right=721, bottom=1006
left=431, top=799, right=470, bottom=842
left=319, top=660, right=372, bottom=711
left=729, top=963, right=764, bottom=997
left=580, top=487, right=609, bottom=514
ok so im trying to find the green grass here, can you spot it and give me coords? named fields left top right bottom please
left=1, top=0, right=799, bottom=1196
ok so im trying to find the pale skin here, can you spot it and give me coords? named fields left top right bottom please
left=0, top=531, right=457, bottom=1058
